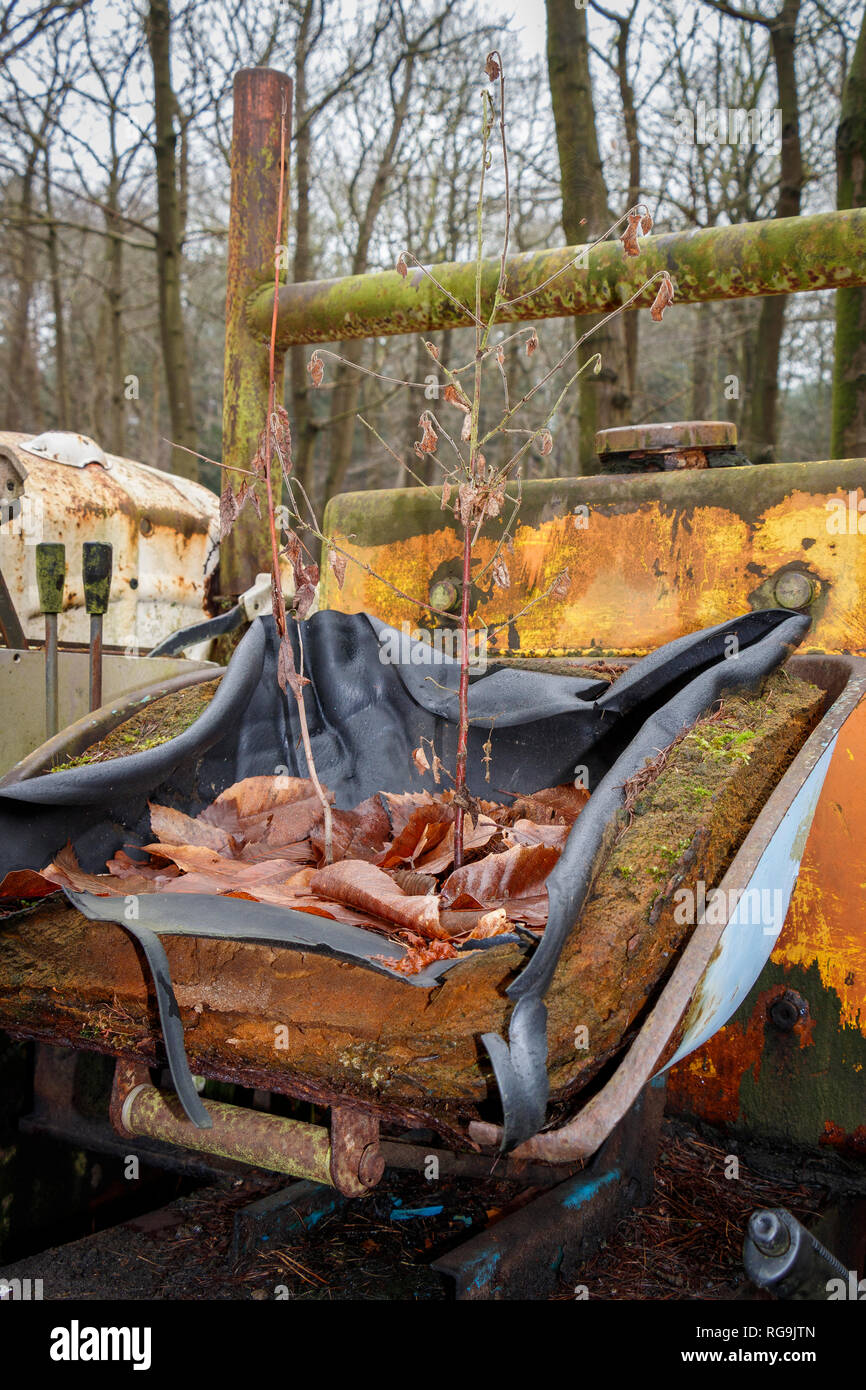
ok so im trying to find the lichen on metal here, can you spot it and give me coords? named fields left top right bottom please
left=246, top=208, right=866, bottom=348
left=320, top=458, right=866, bottom=657
left=221, top=67, right=293, bottom=596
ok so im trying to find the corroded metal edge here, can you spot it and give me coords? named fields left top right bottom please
left=469, top=655, right=866, bottom=1161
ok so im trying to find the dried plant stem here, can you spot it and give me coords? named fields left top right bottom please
left=266, top=100, right=332, bottom=862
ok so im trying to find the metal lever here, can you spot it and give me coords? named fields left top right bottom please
left=35, top=543, right=65, bottom=737
left=82, top=541, right=112, bottom=711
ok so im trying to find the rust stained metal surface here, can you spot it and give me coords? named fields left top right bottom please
left=0, top=431, right=218, bottom=652
left=469, top=657, right=866, bottom=1162
left=220, top=67, right=292, bottom=596
left=667, top=690, right=866, bottom=1157
left=595, top=421, right=738, bottom=455
left=247, top=208, right=866, bottom=348
left=109, top=1060, right=384, bottom=1195
left=320, top=458, right=866, bottom=657
left=0, top=657, right=852, bottom=1165
left=118, top=1082, right=335, bottom=1187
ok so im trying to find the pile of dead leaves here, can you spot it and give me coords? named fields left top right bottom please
left=0, top=777, right=588, bottom=975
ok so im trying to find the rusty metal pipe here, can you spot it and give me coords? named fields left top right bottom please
left=110, top=1063, right=383, bottom=1196
left=247, top=207, right=866, bottom=348
left=119, top=1083, right=334, bottom=1185
left=220, top=66, right=293, bottom=596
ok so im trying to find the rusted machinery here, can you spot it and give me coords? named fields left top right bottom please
left=1, top=64, right=866, bottom=1298
left=0, top=431, right=222, bottom=774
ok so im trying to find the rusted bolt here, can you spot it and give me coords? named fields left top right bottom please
left=768, top=990, right=807, bottom=1032
left=773, top=571, right=814, bottom=610
left=358, top=1144, right=386, bottom=1187
left=429, top=577, right=460, bottom=612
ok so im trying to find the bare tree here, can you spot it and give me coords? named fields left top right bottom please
left=545, top=0, right=632, bottom=471
left=831, top=0, right=866, bottom=458
left=698, top=0, right=804, bottom=462
left=147, top=0, right=198, bottom=477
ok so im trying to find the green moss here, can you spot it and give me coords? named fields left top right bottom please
left=48, top=677, right=222, bottom=772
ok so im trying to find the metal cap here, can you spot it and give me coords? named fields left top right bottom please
left=595, top=421, right=738, bottom=455
left=18, top=432, right=111, bottom=470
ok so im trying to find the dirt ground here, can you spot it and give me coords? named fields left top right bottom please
left=0, top=1122, right=830, bottom=1301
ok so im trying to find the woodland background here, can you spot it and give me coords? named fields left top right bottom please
left=1, top=0, right=864, bottom=517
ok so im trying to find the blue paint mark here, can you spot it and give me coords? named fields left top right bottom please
left=390, top=1205, right=444, bottom=1221
left=301, top=1203, right=340, bottom=1228
left=560, top=1167, right=619, bottom=1211
left=459, top=1247, right=502, bottom=1295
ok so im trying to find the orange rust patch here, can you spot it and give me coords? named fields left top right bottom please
left=666, top=985, right=791, bottom=1127
left=323, top=489, right=866, bottom=656
left=773, top=697, right=866, bottom=1036
left=819, top=1120, right=866, bottom=1158
left=670, top=696, right=866, bottom=1124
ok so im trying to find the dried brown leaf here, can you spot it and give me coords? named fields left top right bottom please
left=416, top=412, right=438, bottom=454
left=621, top=210, right=642, bottom=257
left=650, top=272, right=675, bottom=323
left=327, top=547, right=348, bottom=590
left=309, top=860, right=446, bottom=937
left=443, top=383, right=470, bottom=411
left=307, top=351, right=324, bottom=387
left=440, top=843, right=560, bottom=927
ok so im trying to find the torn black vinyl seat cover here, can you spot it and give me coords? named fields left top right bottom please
left=0, top=607, right=808, bottom=1145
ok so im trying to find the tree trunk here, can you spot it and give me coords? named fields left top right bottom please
left=321, top=55, right=417, bottom=512
left=691, top=303, right=714, bottom=419
left=831, top=5, right=866, bottom=458
left=103, top=175, right=126, bottom=457
left=4, top=156, right=41, bottom=431
left=545, top=0, right=631, bottom=474
left=43, top=162, right=70, bottom=430
left=615, top=7, right=640, bottom=403
left=745, top=0, right=803, bottom=463
left=147, top=0, right=197, bottom=479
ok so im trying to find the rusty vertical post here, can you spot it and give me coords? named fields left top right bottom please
left=220, top=67, right=293, bottom=597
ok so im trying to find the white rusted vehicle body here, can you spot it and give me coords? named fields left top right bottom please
left=0, top=431, right=219, bottom=653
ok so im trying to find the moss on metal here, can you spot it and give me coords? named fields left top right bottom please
left=220, top=68, right=293, bottom=596
left=248, top=209, right=866, bottom=348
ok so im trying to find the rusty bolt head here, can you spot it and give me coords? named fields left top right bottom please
left=773, top=570, right=814, bottom=610
left=358, top=1144, right=385, bottom=1188
left=429, top=577, right=460, bottom=612
left=768, top=990, right=807, bottom=1032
